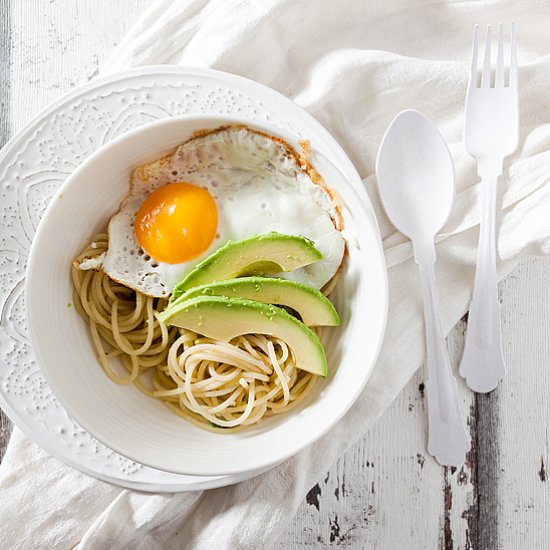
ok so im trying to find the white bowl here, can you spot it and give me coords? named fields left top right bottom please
left=26, top=114, right=387, bottom=477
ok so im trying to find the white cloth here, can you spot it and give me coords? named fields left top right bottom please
left=2, top=1, right=550, bottom=548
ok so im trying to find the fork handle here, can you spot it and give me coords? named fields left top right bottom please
left=459, top=159, right=506, bottom=393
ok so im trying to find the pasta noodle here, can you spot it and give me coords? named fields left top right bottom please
left=72, top=235, right=318, bottom=432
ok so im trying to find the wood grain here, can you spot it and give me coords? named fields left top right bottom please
left=496, top=257, right=550, bottom=550
left=1, top=2, right=549, bottom=549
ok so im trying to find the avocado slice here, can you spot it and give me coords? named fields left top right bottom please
left=168, top=277, right=339, bottom=327
left=170, top=232, right=322, bottom=302
left=159, top=295, right=328, bottom=377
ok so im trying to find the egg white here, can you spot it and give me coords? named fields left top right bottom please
left=76, top=126, right=345, bottom=298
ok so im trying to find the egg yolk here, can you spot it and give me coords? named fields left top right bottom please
left=134, top=182, right=218, bottom=264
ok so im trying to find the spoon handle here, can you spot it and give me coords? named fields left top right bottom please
left=415, top=242, right=470, bottom=466
left=459, top=164, right=505, bottom=392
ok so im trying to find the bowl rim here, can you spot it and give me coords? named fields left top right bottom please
left=26, top=110, right=388, bottom=477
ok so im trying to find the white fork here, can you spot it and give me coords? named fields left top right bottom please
left=459, top=23, right=519, bottom=393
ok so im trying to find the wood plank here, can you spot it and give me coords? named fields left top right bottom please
left=9, top=0, right=149, bottom=125
left=497, top=256, right=550, bottom=550
left=444, top=320, right=479, bottom=550
left=0, top=0, right=11, bottom=147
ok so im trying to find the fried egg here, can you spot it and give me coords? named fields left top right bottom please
left=76, top=126, right=345, bottom=298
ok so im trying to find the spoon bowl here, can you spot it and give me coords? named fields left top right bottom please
left=376, top=110, right=455, bottom=241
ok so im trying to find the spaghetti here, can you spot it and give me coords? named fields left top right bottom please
left=72, top=235, right=318, bottom=432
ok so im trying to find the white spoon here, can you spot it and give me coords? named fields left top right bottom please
left=376, top=110, right=470, bottom=466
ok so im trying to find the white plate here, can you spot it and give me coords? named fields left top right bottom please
left=0, top=66, right=387, bottom=489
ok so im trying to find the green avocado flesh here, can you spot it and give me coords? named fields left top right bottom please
left=168, top=277, right=339, bottom=327
left=170, top=232, right=323, bottom=303
left=159, top=295, right=328, bottom=377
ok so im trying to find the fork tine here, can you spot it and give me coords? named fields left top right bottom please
left=481, top=25, right=492, bottom=88
left=495, top=23, right=504, bottom=87
left=509, top=21, right=517, bottom=89
left=469, top=24, right=479, bottom=87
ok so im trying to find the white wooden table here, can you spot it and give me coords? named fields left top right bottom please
left=1, top=2, right=548, bottom=548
